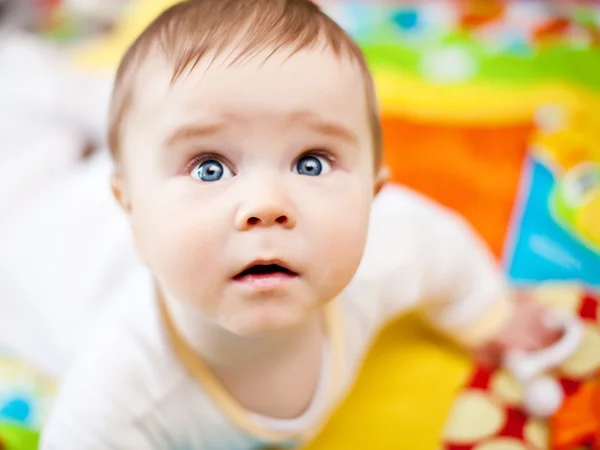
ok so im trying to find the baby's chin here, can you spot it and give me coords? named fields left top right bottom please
left=219, top=303, right=310, bottom=336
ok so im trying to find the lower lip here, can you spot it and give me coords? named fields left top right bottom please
left=233, top=273, right=297, bottom=290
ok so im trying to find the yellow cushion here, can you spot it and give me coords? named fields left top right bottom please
left=306, top=313, right=472, bottom=450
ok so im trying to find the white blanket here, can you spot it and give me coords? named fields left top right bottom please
left=0, top=31, right=135, bottom=377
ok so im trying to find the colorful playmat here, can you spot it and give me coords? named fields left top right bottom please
left=1, top=1, right=599, bottom=449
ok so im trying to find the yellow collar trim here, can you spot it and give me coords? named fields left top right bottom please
left=160, top=299, right=346, bottom=444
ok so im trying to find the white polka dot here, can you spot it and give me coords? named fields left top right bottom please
left=491, top=371, right=523, bottom=406
left=560, top=324, right=600, bottom=377
left=525, top=420, right=549, bottom=449
left=420, top=46, right=477, bottom=84
left=444, top=392, right=505, bottom=443
left=534, top=104, right=566, bottom=133
left=475, top=438, right=527, bottom=450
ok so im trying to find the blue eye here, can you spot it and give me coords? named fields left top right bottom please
left=293, top=155, right=332, bottom=176
left=191, top=159, right=233, bottom=182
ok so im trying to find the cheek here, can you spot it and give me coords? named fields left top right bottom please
left=304, top=176, right=373, bottom=291
left=130, top=187, right=226, bottom=302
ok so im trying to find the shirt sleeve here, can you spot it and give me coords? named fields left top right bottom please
left=41, top=413, right=162, bottom=450
left=41, top=382, right=162, bottom=450
left=347, top=185, right=513, bottom=349
left=40, top=360, right=166, bottom=450
left=39, top=316, right=178, bottom=450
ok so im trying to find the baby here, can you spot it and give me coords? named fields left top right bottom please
left=41, top=0, right=558, bottom=448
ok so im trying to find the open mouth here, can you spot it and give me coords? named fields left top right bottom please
left=233, top=261, right=298, bottom=283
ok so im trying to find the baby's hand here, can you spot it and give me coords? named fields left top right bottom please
left=474, top=292, right=563, bottom=367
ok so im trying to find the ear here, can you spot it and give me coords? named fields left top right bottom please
left=111, top=171, right=149, bottom=265
left=374, top=166, right=389, bottom=196
left=111, top=171, right=133, bottom=214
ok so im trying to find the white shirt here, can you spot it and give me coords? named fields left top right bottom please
left=38, top=184, right=511, bottom=450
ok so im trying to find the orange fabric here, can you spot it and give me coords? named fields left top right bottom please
left=382, top=116, right=533, bottom=258
left=551, top=377, right=600, bottom=450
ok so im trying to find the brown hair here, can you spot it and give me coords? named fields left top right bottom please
left=108, top=0, right=381, bottom=165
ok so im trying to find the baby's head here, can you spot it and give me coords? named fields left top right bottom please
left=109, top=0, right=383, bottom=335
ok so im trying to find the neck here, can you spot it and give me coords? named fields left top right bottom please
left=160, top=290, right=331, bottom=419
left=161, top=291, right=324, bottom=371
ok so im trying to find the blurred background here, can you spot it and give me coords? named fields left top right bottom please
left=0, top=1, right=599, bottom=449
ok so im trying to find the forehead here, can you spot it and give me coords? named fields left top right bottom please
left=125, top=45, right=370, bottom=142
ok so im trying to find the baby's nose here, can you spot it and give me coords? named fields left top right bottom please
left=235, top=190, right=296, bottom=231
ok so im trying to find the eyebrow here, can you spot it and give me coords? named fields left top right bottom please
left=165, top=122, right=226, bottom=148
left=303, top=118, right=358, bottom=145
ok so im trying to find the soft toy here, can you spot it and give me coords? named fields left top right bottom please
left=504, top=312, right=583, bottom=419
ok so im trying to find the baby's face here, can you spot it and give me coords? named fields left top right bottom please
left=116, top=46, right=376, bottom=335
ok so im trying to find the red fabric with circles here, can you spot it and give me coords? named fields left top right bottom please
left=441, top=291, right=599, bottom=450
